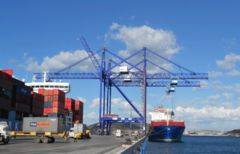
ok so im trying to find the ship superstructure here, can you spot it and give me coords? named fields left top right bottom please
left=26, top=72, right=70, bottom=93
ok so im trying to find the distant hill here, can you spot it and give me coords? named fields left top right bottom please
left=225, top=129, right=240, bottom=136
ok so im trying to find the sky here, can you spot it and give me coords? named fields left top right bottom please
left=1, top=0, right=240, bottom=131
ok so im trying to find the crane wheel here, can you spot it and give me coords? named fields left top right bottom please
left=3, top=137, right=9, bottom=144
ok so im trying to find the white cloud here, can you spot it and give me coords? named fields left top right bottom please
left=200, top=80, right=209, bottom=88
left=109, top=23, right=179, bottom=57
left=85, top=111, right=98, bottom=124
left=111, top=98, right=131, bottom=110
left=216, top=53, right=240, bottom=70
left=222, top=92, right=233, bottom=100
left=88, top=97, right=140, bottom=117
left=175, top=106, right=240, bottom=121
left=213, top=82, right=240, bottom=94
left=41, top=50, right=95, bottom=72
left=175, top=106, right=240, bottom=130
left=25, top=57, right=41, bottom=72
left=90, top=98, right=99, bottom=109
left=77, top=97, right=87, bottom=103
left=192, top=80, right=209, bottom=91
left=207, top=94, right=221, bottom=102
left=212, top=53, right=240, bottom=77
left=106, top=23, right=180, bottom=73
left=24, top=50, right=97, bottom=72
left=111, top=98, right=141, bottom=117
left=227, top=69, right=240, bottom=77
left=208, top=71, right=223, bottom=78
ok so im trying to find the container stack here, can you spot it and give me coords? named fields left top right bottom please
left=38, top=89, right=65, bottom=117
left=0, top=70, right=13, bottom=111
left=31, top=92, right=44, bottom=116
left=73, top=100, right=83, bottom=123
left=13, top=78, right=32, bottom=114
left=65, top=98, right=75, bottom=111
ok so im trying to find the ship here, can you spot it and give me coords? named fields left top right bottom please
left=25, top=72, right=70, bottom=93
left=148, top=107, right=185, bottom=142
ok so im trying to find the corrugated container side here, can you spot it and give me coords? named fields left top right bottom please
left=38, top=89, right=44, bottom=94
left=31, top=92, right=44, bottom=116
left=23, top=117, right=64, bottom=132
left=15, top=103, right=31, bottom=113
left=65, top=98, right=75, bottom=111
left=37, top=89, right=66, bottom=116
left=0, top=77, right=13, bottom=111
left=0, top=97, right=12, bottom=111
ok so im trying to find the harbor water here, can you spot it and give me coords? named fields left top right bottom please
left=145, top=136, right=240, bottom=154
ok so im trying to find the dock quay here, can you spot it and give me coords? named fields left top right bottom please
left=0, top=136, right=127, bottom=154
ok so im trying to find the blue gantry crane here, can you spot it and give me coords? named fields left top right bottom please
left=34, top=37, right=208, bottom=135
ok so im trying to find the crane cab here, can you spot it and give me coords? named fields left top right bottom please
left=119, top=66, right=129, bottom=74
left=167, top=87, right=175, bottom=94
left=123, top=74, right=132, bottom=82
left=170, top=78, right=178, bottom=86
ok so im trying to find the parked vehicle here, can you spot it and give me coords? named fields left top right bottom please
left=68, top=123, right=90, bottom=141
left=9, top=117, right=90, bottom=143
left=115, top=129, right=123, bottom=137
left=0, top=122, right=10, bottom=144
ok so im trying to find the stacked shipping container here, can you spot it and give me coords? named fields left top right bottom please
left=13, top=78, right=32, bottom=115
left=0, top=70, right=33, bottom=130
left=65, top=98, right=75, bottom=111
left=0, top=71, right=12, bottom=112
left=31, top=92, right=44, bottom=116
left=73, top=100, right=83, bottom=123
left=38, top=89, right=65, bottom=117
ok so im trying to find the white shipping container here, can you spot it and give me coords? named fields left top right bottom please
left=23, top=117, right=64, bottom=133
left=73, top=123, right=86, bottom=133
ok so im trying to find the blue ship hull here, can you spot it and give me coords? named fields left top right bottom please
left=148, top=125, right=185, bottom=142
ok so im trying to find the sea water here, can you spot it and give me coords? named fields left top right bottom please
left=145, top=136, right=240, bottom=154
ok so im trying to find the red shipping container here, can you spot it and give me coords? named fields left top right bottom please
left=53, top=89, right=63, bottom=95
left=52, top=101, right=62, bottom=108
left=44, top=108, right=53, bottom=113
left=65, top=98, right=75, bottom=111
left=48, top=90, right=53, bottom=95
left=0, top=70, right=12, bottom=81
left=38, top=89, right=44, bottom=94
left=1, top=69, right=13, bottom=76
left=75, top=100, right=83, bottom=111
left=52, top=107, right=59, bottom=113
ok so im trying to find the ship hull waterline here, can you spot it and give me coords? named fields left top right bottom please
left=148, top=125, right=185, bottom=142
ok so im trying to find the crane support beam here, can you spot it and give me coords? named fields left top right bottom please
left=34, top=72, right=208, bottom=80
left=106, top=49, right=144, bottom=73
left=148, top=48, right=195, bottom=73
left=80, top=37, right=101, bottom=74
left=107, top=48, right=144, bottom=72
left=112, top=82, right=144, bottom=119
left=34, top=73, right=99, bottom=80
left=101, top=117, right=143, bottom=123
left=113, top=80, right=201, bottom=87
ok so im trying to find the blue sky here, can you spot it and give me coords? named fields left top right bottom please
left=1, top=1, right=240, bottom=130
